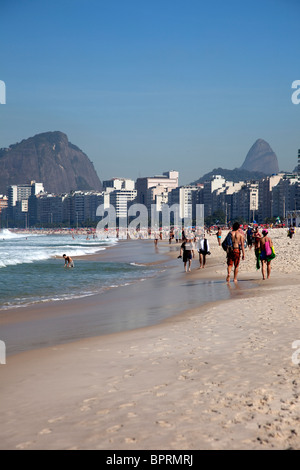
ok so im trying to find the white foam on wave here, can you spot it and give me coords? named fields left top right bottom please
left=0, top=229, right=26, bottom=239
left=0, top=233, right=117, bottom=268
left=130, top=262, right=147, bottom=267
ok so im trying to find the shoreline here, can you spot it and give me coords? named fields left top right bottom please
left=1, top=238, right=248, bottom=357
left=1, top=233, right=260, bottom=357
left=1, top=229, right=300, bottom=449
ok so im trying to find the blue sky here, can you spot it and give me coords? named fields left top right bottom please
left=0, top=0, right=299, bottom=185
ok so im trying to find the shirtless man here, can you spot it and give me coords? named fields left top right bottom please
left=63, top=254, right=74, bottom=268
left=226, top=221, right=245, bottom=283
left=258, top=229, right=274, bottom=280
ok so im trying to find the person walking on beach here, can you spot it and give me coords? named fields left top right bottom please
left=198, top=234, right=210, bottom=268
left=253, top=227, right=262, bottom=270
left=216, top=227, right=222, bottom=246
left=63, top=254, right=74, bottom=268
left=178, top=238, right=194, bottom=272
left=226, top=221, right=245, bottom=283
left=288, top=226, right=295, bottom=239
left=246, top=225, right=254, bottom=250
left=258, top=229, right=275, bottom=280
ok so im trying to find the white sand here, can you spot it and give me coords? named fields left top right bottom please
left=0, top=228, right=300, bottom=450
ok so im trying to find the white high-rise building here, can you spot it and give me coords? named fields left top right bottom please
left=8, top=181, right=44, bottom=208
left=136, top=170, right=179, bottom=208
left=109, top=189, right=137, bottom=218
left=102, top=178, right=135, bottom=191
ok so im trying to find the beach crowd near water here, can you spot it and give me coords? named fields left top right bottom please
left=10, top=220, right=296, bottom=281
left=0, top=221, right=300, bottom=450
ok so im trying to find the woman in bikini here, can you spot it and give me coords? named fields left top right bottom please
left=216, top=227, right=222, bottom=246
left=258, top=229, right=274, bottom=280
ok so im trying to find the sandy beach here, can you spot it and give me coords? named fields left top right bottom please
left=0, top=228, right=300, bottom=450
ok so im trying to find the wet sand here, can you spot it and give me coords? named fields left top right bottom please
left=1, top=229, right=300, bottom=450
left=0, top=239, right=243, bottom=356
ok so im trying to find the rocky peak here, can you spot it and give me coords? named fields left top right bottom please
left=0, top=131, right=102, bottom=194
left=240, top=139, right=279, bottom=175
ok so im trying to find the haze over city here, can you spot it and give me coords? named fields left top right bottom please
left=0, top=0, right=300, bottom=185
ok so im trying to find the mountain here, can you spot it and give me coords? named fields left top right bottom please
left=240, top=139, right=279, bottom=175
left=0, top=131, right=102, bottom=195
left=191, top=167, right=267, bottom=185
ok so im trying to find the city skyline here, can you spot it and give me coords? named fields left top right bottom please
left=1, top=0, right=300, bottom=185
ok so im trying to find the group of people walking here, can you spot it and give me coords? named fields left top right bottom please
left=178, top=234, right=210, bottom=272
left=177, top=222, right=277, bottom=282
left=224, top=222, right=275, bottom=282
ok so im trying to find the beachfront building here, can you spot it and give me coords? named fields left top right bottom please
left=99, top=178, right=137, bottom=219
left=62, top=191, right=104, bottom=226
left=0, top=195, right=8, bottom=215
left=136, top=171, right=179, bottom=210
left=99, top=178, right=137, bottom=220
left=203, top=175, right=226, bottom=217
left=211, top=181, right=245, bottom=224
left=102, top=178, right=135, bottom=191
left=169, top=186, right=199, bottom=220
left=258, top=174, right=283, bottom=223
left=231, top=182, right=259, bottom=223
left=6, top=181, right=44, bottom=226
left=147, top=186, right=169, bottom=212
left=29, top=193, right=66, bottom=226
left=28, top=190, right=107, bottom=227
left=7, top=181, right=44, bottom=208
left=109, top=189, right=137, bottom=219
left=272, top=175, right=299, bottom=221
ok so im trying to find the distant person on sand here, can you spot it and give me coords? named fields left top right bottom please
left=216, top=227, right=222, bottom=246
left=288, top=226, right=295, bottom=239
left=198, top=234, right=210, bottom=268
left=253, top=227, right=262, bottom=270
left=63, top=254, right=74, bottom=268
left=246, top=225, right=254, bottom=250
left=226, top=221, right=245, bottom=283
left=178, top=238, right=194, bottom=272
left=258, top=229, right=275, bottom=280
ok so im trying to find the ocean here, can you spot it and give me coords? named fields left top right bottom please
left=0, top=229, right=241, bottom=356
left=0, top=229, right=160, bottom=310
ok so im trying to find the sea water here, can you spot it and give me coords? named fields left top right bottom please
left=0, top=229, right=159, bottom=310
left=0, top=229, right=245, bottom=355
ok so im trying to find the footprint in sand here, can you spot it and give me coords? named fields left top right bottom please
left=83, top=397, right=98, bottom=404
left=39, top=428, right=52, bottom=435
left=119, top=402, right=135, bottom=409
left=48, top=416, right=64, bottom=424
left=156, top=420, right=173, bottom=428
left=125, top=437, right=137, bottom=443
left=153, top=384, right=168, bottom=391
left=96, top=409, right=110, bottom=416
left=157, top=410, right=174, bottom=418
left=107, top=424, right=123, bottom=433
left=80, top=405, right=91, bottom=412
left=16, top=441, right=34, bottom=450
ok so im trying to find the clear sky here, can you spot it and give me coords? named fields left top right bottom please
left=0, top=0, right=299, bottom=186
